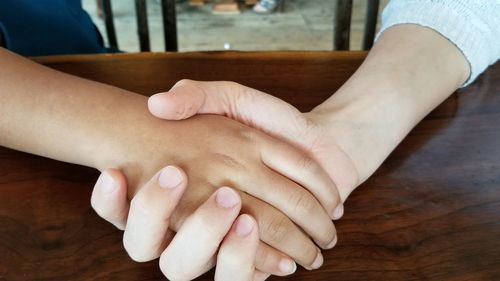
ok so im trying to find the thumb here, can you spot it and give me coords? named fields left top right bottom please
left=148, top=80, right=307, bottom=145
left=149, top=79, right=247, bottom=121
left=148, top=79, right=210, bottom=120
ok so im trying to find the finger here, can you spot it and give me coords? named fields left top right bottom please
left=160, top=187, right=242, bottom=281
left=254, top=271, right=272, bottom=281
left=255, top=242, right=296, bottom=277
left=123, top=166, right=187, bottom=262
left=260, top=136, right=344, bottom=220
left=91, top=169, right=129, bottom=230
left=215, top=214, right=259, bottom=281
left=242, top=195, right=324, bottom=271
left=238, top=164, right=336, bottom=250
left=161, top=185, right=297, bottom=276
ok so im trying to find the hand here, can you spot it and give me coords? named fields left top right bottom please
left=93, top=107, right=341, bottom=270
left=145, top=25, right=472, bottom=204
left=92, top=166, right=277, bottom=280
left=147, top=80, right=360, bottom=202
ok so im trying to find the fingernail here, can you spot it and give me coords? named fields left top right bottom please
left=98, top=172, right=115, bottom=194
left=158, top=166, right=183, bottom=189
left=279, top=258, right=296, bottom=275
left=332, top=204, right=344, bottom=219
left=310, top=252, right=323, bottom=270
left=326, top=235, right=337, bottom=249
left=234, top=215, right=254, bottom=237
left=215, top=187, right=240, bottom=209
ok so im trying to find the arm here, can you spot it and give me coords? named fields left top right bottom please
left=309, top=23, right=470, bottom=188
left=0, top=47, right=338, bottom=270
left=0, top=47, right=141, bottom=168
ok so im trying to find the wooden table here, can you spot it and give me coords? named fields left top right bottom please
left=1, top=52, right=499, bottom=280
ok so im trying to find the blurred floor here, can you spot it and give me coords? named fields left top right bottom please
left=82, top=0, right=389, bottom=52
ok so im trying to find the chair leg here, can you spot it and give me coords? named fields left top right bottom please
left=135, top=0, right=150, bottom=52
left=278, top=0, right=285, bottom=13
left=333, top=0, right=352, bottom=50
left=101, top=0, right=119, bottom=50
left=362, top=0, right=379, bottom=50
left=161, top=0, right=178, bottom=51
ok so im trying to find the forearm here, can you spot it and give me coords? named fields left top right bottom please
left=0, top=48, right=156, bottom=170
left=311, top=24, right=469, bottom=184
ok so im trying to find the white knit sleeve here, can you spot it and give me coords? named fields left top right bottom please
left=377, top=0, right=500, bottom=86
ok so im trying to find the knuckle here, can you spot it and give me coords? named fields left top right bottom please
left=130, top=194, right=155, bottom=217
left=291, top=191, right=317, bottom=217
left=298, top=154, right=320, bottom=175
left=174, top=78, right=194, bottom=88
left=237, top=127, right=259, bottom=144
left=263, top=214, right=293, bottom=244
left=210, top=152, right=244, bottom=170
left=223, top=81, right=241, bottom=90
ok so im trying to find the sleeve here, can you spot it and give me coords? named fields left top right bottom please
left=377, top=0, right=500, bottom=86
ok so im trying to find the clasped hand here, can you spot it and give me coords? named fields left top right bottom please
left=91, top=80, right=355, bottom=281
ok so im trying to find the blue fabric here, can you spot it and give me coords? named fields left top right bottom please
left=0, top=0, right=107, bottom=56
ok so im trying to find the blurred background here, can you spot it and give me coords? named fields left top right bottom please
left=82, top=0, right=389, bottom=52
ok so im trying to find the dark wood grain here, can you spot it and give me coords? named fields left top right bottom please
left=1, top=52, right=499, bottom=281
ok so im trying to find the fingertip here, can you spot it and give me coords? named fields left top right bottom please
left=94, top=170, right=116, bottom=194
left=332, top=204, right=344, bottom=220
left=325, top=235, right=338, bottom=249
left=310, top=251, right=323, bottom=270
left=279, top=258, right=297, bottom=275
left=215, top=187, right=241, bottom=209
left=94, top=168, right=126, bottom=196
left=158, top=165, right=187, bottom=189
left=233, top=214, right=255, bottom=237
left=148, top=93, right=170, bottom=118
left=105, top=168, right=127, bottom=190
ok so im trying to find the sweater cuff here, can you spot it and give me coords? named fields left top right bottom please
left=376, top=0, right=495, bottom=87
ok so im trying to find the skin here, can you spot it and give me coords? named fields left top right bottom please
left=1, top=21, right=472, bottom=280
left=0, top=47, right=343, bottom=276
left=92, top=24, right=470, bottom=280
left=146, top=24, right=470, bottom=201
left=92, top=165, right=272, bottom=281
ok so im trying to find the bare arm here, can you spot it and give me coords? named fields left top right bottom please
left=0, top=47, right=145, bottom=168
left=309, top=24, right=470, bottom=187
left=0, top=47, right=340, bottom=270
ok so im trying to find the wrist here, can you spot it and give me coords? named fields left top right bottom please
left=308, top=25, right=469, bottom=185
left=308, top=69, right=418, bottom=185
